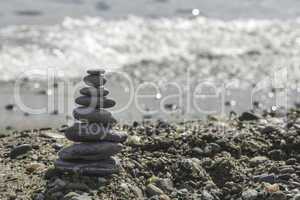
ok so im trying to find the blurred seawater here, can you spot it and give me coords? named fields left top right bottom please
left=0, top=0, right=300, bottom=129
left=0, top=16, right=300, bottom=87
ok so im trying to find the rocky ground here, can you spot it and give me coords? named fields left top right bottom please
left=1, top=108, right=300, bottom=200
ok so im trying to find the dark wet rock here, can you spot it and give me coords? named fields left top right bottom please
left=83, top=74, right=107, bottom=87
left=5, top=104, right=15, bottom=110
left=259, top=125, right=278, bottom=134
left=209, top=156, right=244, bottom=187
left=55, top=157, right=120, bottom=176
left=73, top=107, right=116, bottom=124
left=132, top=121, right=139, bottom=127
left=80, top=87, right=109, bottom=97
left=0, top=132, right=9, bottom=138
left=75, top=96, right=116, bottom=108
left=65, top=123, right=127, bottom=142
left=36, top=89, right=47, bottom=95
left=58, top=142, right=122, bottom=160
left=95, top=1, right=110, bottom=11
left=268, top=149, right=285, bottom=160
left=10, top=144, right=32, bottom=159
left=15, top=10, right=42, bottom=16
left=239, top=112, right=261, bottom=121
left=51, top=110, right=59, bottom=115
left=164, top=103, right=178, bottom=111
left=5, top=126, right=13, bottom=130
left=253, top=101, right=263, bottom=109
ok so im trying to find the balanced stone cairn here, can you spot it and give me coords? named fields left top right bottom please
left=55, top=69, right=127, bottom=176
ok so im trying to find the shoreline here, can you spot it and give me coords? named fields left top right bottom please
left=1, top=78, right=298, bottom=130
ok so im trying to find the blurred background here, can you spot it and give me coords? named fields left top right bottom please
left=1, top=0, right=300, bottom=26
left=0, top=0, right=300, bottom=130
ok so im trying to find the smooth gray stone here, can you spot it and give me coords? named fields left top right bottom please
left=73, top=107, right=116, bottom=124
left=80, top=87, right=109, bottom=97
left=65, top=123, right=128, bottom=142
left=58, top=142, right=123, bottom=161
left=55, top=157, right=120, bottom=176
left=84, top=75, right=106, bottom=87
left=87, top=69, right=105, bottom=75
left=75, top=96, right=116, bottom=108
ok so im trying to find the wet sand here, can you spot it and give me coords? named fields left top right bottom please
left=0, top=77, right=298, bottom=130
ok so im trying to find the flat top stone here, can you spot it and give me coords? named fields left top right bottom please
left=87, top=69, right=105, bottom=75
left=84, top=75, right=107, bottom=87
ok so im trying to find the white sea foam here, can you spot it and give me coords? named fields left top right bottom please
left=0, top=16, right=300, bottom=86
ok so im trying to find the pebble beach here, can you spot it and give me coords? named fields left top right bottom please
left=1, top=108, right=300, bottom=199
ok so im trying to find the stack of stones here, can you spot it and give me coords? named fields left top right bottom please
left=55, top=69, right=127, bottom=176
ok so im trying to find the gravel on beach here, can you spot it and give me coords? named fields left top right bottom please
left=1, top=108, right=300, bottom=200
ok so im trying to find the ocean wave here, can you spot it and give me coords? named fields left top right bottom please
left=0, top=16, right=300, bottom=86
